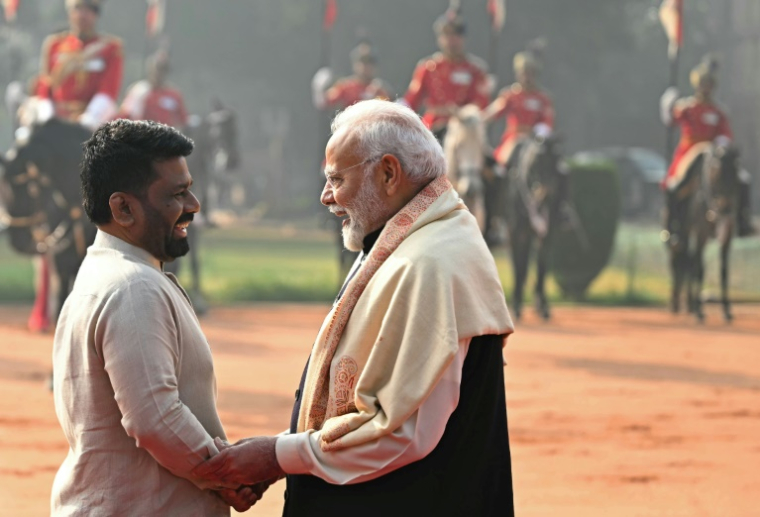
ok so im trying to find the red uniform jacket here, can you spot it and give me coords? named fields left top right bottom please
left=120, top=82, right=188, bottom=128
left=667, top=97, right=733, bottom=181
left=36, top=31, right=123, bottom=121
left=403, top=52, right=490, bottom=131
left=492, top=84, right=554, bottom=164
left=325, top=76, right=392, bottom=109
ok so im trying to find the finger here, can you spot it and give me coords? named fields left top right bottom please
left=233, top=501, right=251, bottom=513
left=214, top=436, right=231, bottom=451
left=237, top=487, right=253, bottom=499
left=191, top=452, right=228, bottom=478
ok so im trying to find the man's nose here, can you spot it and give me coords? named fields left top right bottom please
left=320, top=182, right=335, bottom=206
left=186, top=190, right=201, bottom=213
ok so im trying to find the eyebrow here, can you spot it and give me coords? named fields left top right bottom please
left=175, top=179, right=193, bottom=190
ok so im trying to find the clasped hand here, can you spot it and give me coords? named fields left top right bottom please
left=194, top=436, right=285, bottom=491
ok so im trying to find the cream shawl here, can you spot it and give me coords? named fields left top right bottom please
left=298, top=175, right=514, bottom=452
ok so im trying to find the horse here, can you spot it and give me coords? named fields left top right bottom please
left=186, top=101, right=242, bottom=218
left=667, top=144, right=741, bottom=323
left=506, top=135, right=567, bottom=321
left=442, top=104, right=489, bottom=232
left=0, top=118, right=96, bottom=324
left=162, top=103, right=241, bottom=314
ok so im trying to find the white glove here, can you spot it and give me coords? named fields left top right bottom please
left=714, top=135, right=731, bottom=149
left=534, top=123, right=552, bottom=139
left=660, top=86, right=679, bottom=126
left=17, top=97, right=54, bottom=128
left=311, top=67, right=333, bottom=109
left=79, top=93, right=117, bottom=131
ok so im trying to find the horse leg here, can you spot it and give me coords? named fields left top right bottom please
left=534, top=235, right=551, bottom=321
left=510, top=225, right=531, bottom=321
left=669, top=243, right=686, bottom=314
left=720, top=230, right=733, bottom=323
left=690, top=237, right=707, bottom=323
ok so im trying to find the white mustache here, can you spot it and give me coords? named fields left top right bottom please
left=329, top=205, right=348, bottom=215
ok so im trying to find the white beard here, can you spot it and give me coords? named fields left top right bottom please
left=339, top=180, right=386, bottom=252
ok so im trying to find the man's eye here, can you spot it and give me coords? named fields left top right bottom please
left=175, top=191, right=187, bottom=198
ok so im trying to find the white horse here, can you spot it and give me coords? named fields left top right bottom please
left=443, top=104, right=488, bottom=231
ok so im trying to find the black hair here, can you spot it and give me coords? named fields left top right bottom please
left=80, top=119, right=194, bottom=225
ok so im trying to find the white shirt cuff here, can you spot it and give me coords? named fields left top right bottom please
left=276, top=432, right=312, bottom=475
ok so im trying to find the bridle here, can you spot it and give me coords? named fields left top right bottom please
left=2, top=161, right=87, bottom=258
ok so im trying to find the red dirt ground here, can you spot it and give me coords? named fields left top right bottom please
left=0, top=303, right=758, bottom=516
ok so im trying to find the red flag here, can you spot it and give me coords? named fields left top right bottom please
left=487, top=0, right=506, bottom=32
left=3, top=0, right=20, bottom=23
left=146, top=0, right=166, bottom=38
left=659, top=0, right=683, bottom=59
left=323, top=0, right=337, bottom=31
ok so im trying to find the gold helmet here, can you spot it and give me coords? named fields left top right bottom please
left=690, top=54, right=719, bottom=90
left=350, top=41, right=377, bottom=65
left=65, top=0, right=103, bottom=13
left=514, top=39, right=546, bottom=75
left=513, top=52, right=541, bottom=75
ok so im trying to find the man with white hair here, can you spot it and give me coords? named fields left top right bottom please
left=192, top=100, right=516, bottom=516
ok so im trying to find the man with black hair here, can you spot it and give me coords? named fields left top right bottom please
left=51, top=120, right=259, bottom=515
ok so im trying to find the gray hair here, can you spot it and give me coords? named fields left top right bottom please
left=331, top=100, right=446, bottom=184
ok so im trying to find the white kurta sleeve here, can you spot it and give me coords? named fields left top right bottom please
left=98, top=280, right=220, bottom=490
left=275, top=339, right=471, bottom=485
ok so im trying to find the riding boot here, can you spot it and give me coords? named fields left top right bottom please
left=736, top=180, right=755, bottom=237
left=28, top=255, right=51, bottom=333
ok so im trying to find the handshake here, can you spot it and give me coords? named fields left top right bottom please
left=194, top=436, right=286, bottom=513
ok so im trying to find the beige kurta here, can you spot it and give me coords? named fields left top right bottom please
left=51, top=231, right=228, bottom=516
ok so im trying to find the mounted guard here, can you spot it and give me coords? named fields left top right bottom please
left=484, top=43, right=554, bottom=170
left=312, top=40, right=393, bottom=111
left=32, top=0, right=122, bottom=130
left=660, top=55, right=754, bottom=239
left=401, top=5, right=492, bottom=143
left=119, top=50, right=188, bottom=129
left=4, top=0, right=121, bottom=332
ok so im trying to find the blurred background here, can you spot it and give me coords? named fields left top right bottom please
left=1, top=3, right=760, bottom=515
left=0, top=0, right=758, bottom=306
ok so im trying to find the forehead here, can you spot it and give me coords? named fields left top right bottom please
left=151, top=157, right=191, bottom=186
left=325, top=131, right=359, bottom=164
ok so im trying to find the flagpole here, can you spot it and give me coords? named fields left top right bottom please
left=661, top=0, right=683, bottom=159
left=316, top=0, right=336, bottom=208
left=665, top=47, right=680, bottom=158
left=488, top=27, right=499, bottom=75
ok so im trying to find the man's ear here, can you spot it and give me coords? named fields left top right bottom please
left=109, top=192, right=137, bottom=227
left=380, top=154, right=404, bottom=196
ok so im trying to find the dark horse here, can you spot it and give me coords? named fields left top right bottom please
left=163, top=104, right=241, bottom=312
left=186, top=102, right=241, bottom=218
left=506, top=136, right=567, bottom=321
left=667, top=144, right=741, bottom=323
left=0, top=119, right=96, bottom=322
